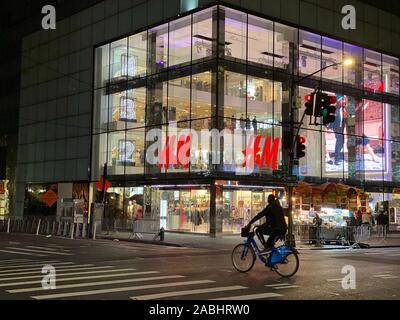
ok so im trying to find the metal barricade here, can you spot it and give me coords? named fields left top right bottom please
left=293, top=224, right=354, bottom=246
left=129, top=218, right=163, bottom=241
left=351, top=224, right=371, bottom=248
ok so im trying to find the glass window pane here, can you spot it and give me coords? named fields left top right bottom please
left=343, top=43, right=362, bottom=88
left=223, top=70, right=246, bottom=122
left=247, top=15, right=273, bottom=67
left=169, top=16, right=192, bottom=67
left=364, top=49, right=382, bottom=92
left=128, top=31, right=147, bottom=78
left=125, top=128, right=145, bottom=175
left=168, top=75, right=191, bottom=124
left=391, top=103, right=400, bottom=142
left=148, top=23, right=168, bottom=74
left=146, top=75, right=168, bottom=126
left=274, top=23, right=297, bottom=74
left=383, top=54, right=399, bottom=95
left=126, top=87, right=146, bottom=129
left=298, top=128, right=321, bottom=178
left=192, top=71, right=212, bottom=120
left=322, top=37, right=343, bottom=83
left=192, top=7, right=215, bottom=61
left=110, top=38, right=128, bottom=83
left=224, top=7, right=247, bottom=61
left=94, top=44, right=110, bottom=89
left=92, top=133, right=107, bottom=181
left=247, top=75, right=273, bottom=125
left=93, top=88, right=109, bottom=134
left=108, top=131, right=127, bottom=176
left=299, top=30, right=322, bottom=78
left=190, top=119, right=212, bottom=173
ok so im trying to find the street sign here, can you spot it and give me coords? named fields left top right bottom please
left=42, top=189, right=58, bottom=207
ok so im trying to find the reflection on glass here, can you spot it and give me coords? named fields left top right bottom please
left=299, top=30, right=322, bottom=77
left=192, top=7, right=215, bottom=61
left=169, top=16, right=192, bottom=67
left=364, top=49, right=382, bottom=92
left=224, top=7, right=247, bottom=61
left=247, top=15, right=273, bottom=67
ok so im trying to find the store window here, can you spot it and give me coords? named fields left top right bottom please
left=159, top=188, right=210, bottom=233
left=224, top=7, right=247, bottom=61
left=148, top=23, right=169, bottom=75
left=299, top=30, right=322, bottom=78
left=382, top=55, right=400, bottom=95
left=224, top=70, right=246, bottom=120
left=128, top=31, right=148, bottom=78
left=125, top=87, right=146, bottom=129
left=364, top=49, right=382, bottom=92
left=192, top=70, right=212, bottom=120
left=125, top=129, right=146, bottom=175
left=191, top=119, right=213, bottom=173
left=93, top=88, right=109, bottom=134
left=169, top=15, right=192, bottom=67
left=322, top=36, right=343, bottom=83
left=274, top=23, right=297, bottom=74
left=168, top=74, right=191, bottom=124
left=110, top=38, right=129, bottom=83
left=146, top=74, right=168, bottom=126
left=343, top=43, right=362, bottom=88
left=95, top=44, right=110, bottom=89
left=192, top=7, right=215, bottom=62
left=247, top=15, right=273, bottom=67
left=247, top=76, right=273, bottom=125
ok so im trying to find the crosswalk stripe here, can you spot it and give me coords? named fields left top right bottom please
left=363, top=252, right=386, bottom=255
left=26, top=246, right=70, bottom=252
left=271, top=285, right=300, bottom=290
left=0, top=265, right=95, bottom=277
left=211, top=293, right=282, bottom=300
left=0, top=259, right=31, bottom=264
left=265, top=283, right=290, bottom=287
left=0, top=261, right=69, bottom=270
left=131, top=286, right=248, bottom=300
left=0, top=271, right=160, bottom=288
left=327, top=279, right=343, bottom=282
left=0, top=267, right=125, bottom=282
left=388, top=254, right=400, bottom=257
left=32, top=280, right=215, bottom=300
left=8, top=275, right=186, bottom=293
left=5, top=247, right=73, bottom=256
left=0, top=249, right=46, bottom=257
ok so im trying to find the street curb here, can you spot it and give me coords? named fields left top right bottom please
left=297, top=245, right=400, bottom=250
left=97, top=235, right=184, bottom=248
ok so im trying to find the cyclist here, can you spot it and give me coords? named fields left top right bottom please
left=245, top=194, right=287, bottom=254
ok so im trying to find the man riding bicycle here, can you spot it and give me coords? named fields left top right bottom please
left=245, top=194, right=287, bottom=254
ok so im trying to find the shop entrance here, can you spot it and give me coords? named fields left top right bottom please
left=221, top=187, right=284, bottom=234
left=159, top=188, right=210, bottom=234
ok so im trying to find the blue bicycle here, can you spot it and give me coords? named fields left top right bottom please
left=231, top=226, right=300, bottom=278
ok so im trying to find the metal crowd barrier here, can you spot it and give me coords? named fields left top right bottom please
left=293, top=224, right=363, bottom=246
left=101, top=218, right=164, bottom=241
left=0, top=216, right=90, bottom=240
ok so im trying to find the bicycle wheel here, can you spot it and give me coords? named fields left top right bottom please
left=273, top=253, right=299, bottom=278
left=231, top=244, right=256, bottom=273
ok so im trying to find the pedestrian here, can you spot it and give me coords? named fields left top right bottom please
left=312, top=213, right=323, bottom=246
left=361, top=209, right=372, bottom=240
left=376, top=208, right=386, bottom=240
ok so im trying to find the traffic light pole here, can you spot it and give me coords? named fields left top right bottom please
left=286, top=62, right=343, bottom=248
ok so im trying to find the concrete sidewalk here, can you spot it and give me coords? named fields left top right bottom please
left=99, top=230, right=400, bottom=250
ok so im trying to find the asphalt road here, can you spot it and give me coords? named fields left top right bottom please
left=0, top=233, right=399, bottom=300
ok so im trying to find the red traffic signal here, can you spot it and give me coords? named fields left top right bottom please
left=329, top=95, right=337, bottom=105
left=296, top=135, right=306, bottom=159
left=304, top=93, right=315, bottom=116
left=305, top=95, right=312, bottom=101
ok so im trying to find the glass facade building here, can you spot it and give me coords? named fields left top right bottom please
left=93, top=5, right=399, bottom=235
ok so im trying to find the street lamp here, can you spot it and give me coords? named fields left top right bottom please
left=285, top=58, right=354, bottom=248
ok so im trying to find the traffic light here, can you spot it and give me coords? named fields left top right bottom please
left=313, top=92, right=326, bottom=117
left=304, top=94, right=314, bottom=116
left=322, top=95, right=337, bottom=125
left=296, top=136, right=306, bottom=159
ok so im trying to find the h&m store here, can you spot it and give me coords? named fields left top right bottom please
left=28, top=4, right=400, bottom=235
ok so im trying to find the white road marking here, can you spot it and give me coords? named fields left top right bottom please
left=0, top=271, right=160, bottom=288
left=8, top=275, right=186, bottom=293
left=0, top=265, right=95, bottom=277
left=0, top=267, right=125, bottom=282
left=32, top=280, right=215, bottom=300
left=327, top=279, right=343, bottom=282
left=388, top=254, right=400, bottom=257
left=0, top=259, right=31, bottom=264
left=0, top=249, right=46, bottom=257
left=265, top=283, right=290, bottom=287
left=5, top=247, right=73, bottom=256
left=0, top=261, right=69, bottom=270
left=271, top=285, right=300, bottom=290
left=211, top=293, right=282, bottom=300
left=131, top=286, right=247, bottom=300
left=26, top=246, right=70, bottom=252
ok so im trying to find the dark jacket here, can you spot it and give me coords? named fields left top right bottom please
left=377, top=212, right=389, bottom=226
left=249, top=201, right=287, bottom=231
